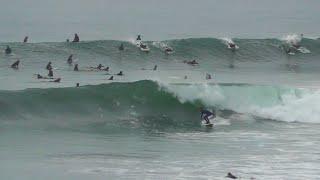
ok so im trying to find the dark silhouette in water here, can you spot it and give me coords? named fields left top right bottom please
left=5, top=46, right=12, bottom=55
left=67, top=54, right=73, bottom=65
left=103, top=67, right=109, bottom=71
left=153, top=65, right=157, bottom=71
left=226, top=172, right=238, bottom=179
left=116, top=71, right=123, bottom=76
left=74, top=64, right=79, bottom=71
left=119, top=43, right=124, bottom=51
left=46, top=62, right=52, bottom=70
left=48, top=69, right=53, bottom=77
left=11, top=60, right=20, bottom=69
left=23, top=36, right=28, bottom=43
left=206, top=73, right=212, bottom=80
left=72, top=33, right=80, bottom=42
left=184, top=60, right=199, bottom=65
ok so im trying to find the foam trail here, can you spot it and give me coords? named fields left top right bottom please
left=282, top=34, right=302, bottom=45
left=160, top=82, right=320, bottom=124
left=220, top=37, right=239, bottom=49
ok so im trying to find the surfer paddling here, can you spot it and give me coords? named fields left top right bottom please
left=226, top=172, right=238, bottom=179
left=184, top=60, right=199, bottom=66
left=11, top=60, right=20, bottom=69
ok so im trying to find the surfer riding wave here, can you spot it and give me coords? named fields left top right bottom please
left=200, top=107, right=215, bottom=125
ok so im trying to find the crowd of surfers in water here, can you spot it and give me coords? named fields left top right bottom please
left=9, top=32, right=305, bottom=86
left=3, top=33, right=249, bottom=86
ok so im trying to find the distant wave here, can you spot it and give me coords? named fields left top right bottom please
left=1, top=37, right=319, bottom=60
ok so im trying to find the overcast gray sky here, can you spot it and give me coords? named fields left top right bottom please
left=0, top=0, right=319, bottom=42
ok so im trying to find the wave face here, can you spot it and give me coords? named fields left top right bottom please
left=1, top=81, right=320, bottom=134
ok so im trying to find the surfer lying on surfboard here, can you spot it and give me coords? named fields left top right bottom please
left=200, top=107, right=215, bottom=125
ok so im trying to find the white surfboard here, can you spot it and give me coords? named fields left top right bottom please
left=140, top=43, right=150, bottom=52
left=201, top=120, right=213, bottom=127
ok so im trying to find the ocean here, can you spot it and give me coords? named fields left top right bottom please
left=1, top=0, right=320, bottom=179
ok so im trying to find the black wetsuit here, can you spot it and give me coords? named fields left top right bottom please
left=200, top=110, right=215, bottom=124
left=11, top=60, right=19, bottom=69
left=73, top=34, right=79, bottom=42
left=48, top=69, right=53, bottom=77
left=67, top=55, right=73, bottom=64
left=46, top=63, right=52, bottom=70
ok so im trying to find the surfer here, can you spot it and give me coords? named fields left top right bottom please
left=153, top=65, right=157, bottom=71
left=108, top=76, right=114, bottom=80
left=46, top=62, right=52, bottom=70
left=200, top=107, right=215, bottom=124
left=88, top=64, right=104, bottom=71
left=66, top=39, right=70, bottom=42
left=184, top=60, right=199, bottom=65
left=206, top=73, right=212, bottom=80
left=48, top=69, right=53, bottom=77
left=72, top=33, right=80, bottom=42
left=164, top=46, right=173, bottom=54
left=36, top=74, right=44, bottom=79
left=116, top=71, right=123, bottom=76
left=226, top=172, right=238, bottom=179
left=23, top=36, right=28, bottom=43
left=119, top=43, right=124, bottom=51
left=97, top=64, right=103, bottom=70
left=74, top=64, right=79, bottom=71
left=136, top=35, right=142, bottom=41
left=5, top=46, right=12, bottom=55
left=67, top=54, right=73, bottom=65
left=11, top=60, right=20, bottom=69
left=228, top=42, right=236, bottom=49
left=103, top=66, right=109, bottom=71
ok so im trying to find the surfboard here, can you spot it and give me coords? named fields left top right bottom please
left=204, top=123, right=213, bottom=127
left=228, top=45, right=239, bottom=49
left=140, top=45, right=150, bottom=52
left=201, top=120, right=214, bottom=127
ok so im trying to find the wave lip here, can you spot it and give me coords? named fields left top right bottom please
left=161, top=82, right=320, bottom=124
